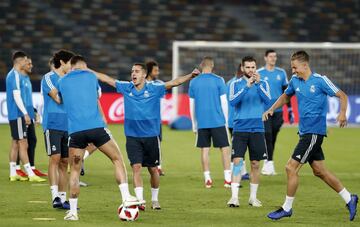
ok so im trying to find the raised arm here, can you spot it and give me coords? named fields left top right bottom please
left=228, top=79, right=250, bottom=106
left=256, top=80, right=271, bottom=105
left=165, top=68, right=200, bottom=90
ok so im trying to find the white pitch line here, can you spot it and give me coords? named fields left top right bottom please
left=32, top=218, right=56, bottom=221
left=28, top=201, right=48, bottom=204
left=31, top=183, right=48, bottom=187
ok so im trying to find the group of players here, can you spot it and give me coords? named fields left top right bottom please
left=5, top=48, right=358, bottom=221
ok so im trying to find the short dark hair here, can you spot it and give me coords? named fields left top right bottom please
left=133, top=63, right=147, bottom=74
left=70, top=55, right=86, bottom=65
left=12, top=51, right=28, bottom=62
left=265, top=49, right=276, bottom=56
left=242, top=56, right=256, bottom=65
left=146, top=60, right=158, bottom=77
left=291, top=50, right=309, bottom=63
left=53, top=49, right=75, bottom=69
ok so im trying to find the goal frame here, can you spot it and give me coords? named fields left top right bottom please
left=171, top=41, right=360, bottom=119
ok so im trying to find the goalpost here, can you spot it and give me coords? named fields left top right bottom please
left=171, top=41, right=360, bottom=120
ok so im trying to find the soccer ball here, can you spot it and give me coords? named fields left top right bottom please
left=117, top=204, right=139, bottom=221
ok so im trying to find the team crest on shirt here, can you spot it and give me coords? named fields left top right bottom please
left=52, top=145, right=56, bottom=151
left=144, top=90, right=149, bottom=98
left=276, top=74, right=281, bottom=80
left=264, top=77, right=269, bottom=81
left=310, top=85, right=316, bottom=93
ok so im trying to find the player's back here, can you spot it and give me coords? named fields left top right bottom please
left=58, top=70, right=105, bottom=134
left=189, top=73, right=226, bottom=129
left=41, top=71, right=67, bottom=132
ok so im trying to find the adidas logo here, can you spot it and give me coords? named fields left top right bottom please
left=296, top=87, right=300, bottom=92
left=263, top=153, right=267, bottom=157
left=129, top=92, right=133, bottom=96
left=296, top=155, right=301, bottom=159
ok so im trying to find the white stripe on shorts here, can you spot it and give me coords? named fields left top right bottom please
left=45, top=130, right=51, bottom=156
left=300, top=134, right=317, bottom=163
left=157, top=136, right=162, bottom=165
left=17, top=117, right=23, bottom=139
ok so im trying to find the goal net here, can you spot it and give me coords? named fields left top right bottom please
left=171, top=41, right=360, bottom=121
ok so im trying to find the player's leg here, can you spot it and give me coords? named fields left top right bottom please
left=81, top=143, right=97, bottom=176
left=44, top=130, right=62, bottom=207
left=27, top=120, right=37, bottom=171
left=212, top=126, right=231, bottom=187
left=268, top=134, right=319, bottom=220
left=15, top=117, right=44, bottom=182
left=262, top=116, right=274, bottom=175
left=157, top=124, right=164, bottom=176
left=65, top=147, right=84, bottom=220
left=248, top=133, right=267, bottom=207
left=197, top=129, right=212, bottom=188
left=144, top=136, right=161, bottom=209
left=58, top=132, right=69, bottom=209
left=310, top=148, right=358, bottom=221
left=228, top=132, right=248, bottom=207
left=268, top=112, right=284, bottom=175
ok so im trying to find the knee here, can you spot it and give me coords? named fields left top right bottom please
left=59, top=158, right=68, bottom=169
left=132, top=164, right=142, bottom=173
left=285, top=163, right=296, bottom=175
left=72, top=155, right=82, bottom=167
left=250, top=161, right=260, bottom=170
left=312, top=168, right=325, bottom=178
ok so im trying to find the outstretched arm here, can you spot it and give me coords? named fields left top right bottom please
left=165, top=68, right=200, bottom=90
left=92, top=71, right=117, bottom=88
left=263, top=93, right=291, bottom=121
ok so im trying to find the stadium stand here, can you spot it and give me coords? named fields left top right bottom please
left=0, top=0, right=359, bottom=93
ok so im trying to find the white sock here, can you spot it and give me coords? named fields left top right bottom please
left=231, top=183, right=240, bottom=199
left=203, top=171, right=211, bottom=182
left=134, top=187, right=144, bottom=201
left=119, top=183, right=131, bottom=202
left=59, top=191, right=67, bottom=203
left=23, top=163, right=35, bottom=177
left=69, top=198, right=78, bottom=214
left=282, top=195, right=295, bottom=212
left=10, top=162, right=17, bottom=176
left=339, top=188, right=351, bottom=204
left=241, top=162, right=248, bottom=175
left=83, top=150, right=90, bottom=160
left=16, top=164, right=21, bottom=170
left=50, top=185, right=59, bottom=201
left=249, top=183, right=259, bottom=200
left=151, top=188, right=159, bottom=201
left=224, top=169, right=231, bottom=182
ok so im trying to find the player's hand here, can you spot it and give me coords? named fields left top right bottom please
left=35, top=113, right=41, bottom=125
left=253, top=72, right=261, bottom=83
left=24, top=114, right=31, bottom=125
left=247, top=76, right=255, bottom=87
left=288, top=109, right=295, bottom=124
left=262, top=109, right=273, bottom=121
left=191, top=68, right=201, bottom=78
left=336, top=112, right=347, bottom=128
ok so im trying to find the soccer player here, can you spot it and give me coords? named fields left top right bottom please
left=6, top=51, right=45, bottom=182
left=15, top=57, right=47, bottom=177
left=258, top=49, right=293, bottom=175
left=189, top=56, right=231, bottom=189
left=265, top=51, right=358, bottom=221
left=95, top=62, right=199, bottom=210
left=227, top=56, right=270, bottom=207
left=41, top=50, right=74, bottom=209
left=226, top=63, right=250, bottom=181
left=58, top=56, right=141, bottom=221
left=146, top=60, right=165, bottom=176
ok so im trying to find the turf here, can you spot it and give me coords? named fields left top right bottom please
left=0, top=125, right=359, bottom=227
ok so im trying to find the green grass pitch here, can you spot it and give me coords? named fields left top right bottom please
left=0, top=124, right=359, bottom=227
